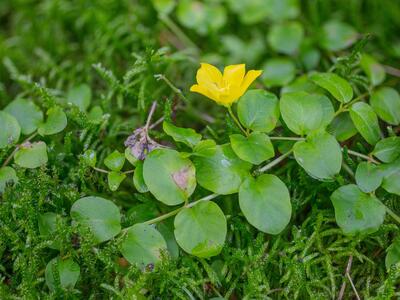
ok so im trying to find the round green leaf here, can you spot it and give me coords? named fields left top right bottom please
left=143, top=148, right=196, bottom=205
left=4, top=98, right=43, bottom=135
left=373, top=137, right=400, bottom=163
left=133, top=161, right=148, bottom=193
left=67, top=84, right=91, bottom=111
left=225, top=0, right=269, bottom=24
left=349, top=102, right=381, bottom=145
left=45, top=257, right=80, bottom=292
left=293, top=131, right=342, bottom=180
left=14, top=141, right=48, bottom=168
left=327, top=112, right=357, bottom=142
left=262, top=58, right=295, bottom=87
left=386, top=239, right=400, bottom=270
left=280, top=91, right=334, bottom=135
left=320, top=20, right=358, bottom=51
left=38, top=106, right=67, bottom=136
left=70, top=196, right=121, bottom=244
left=228, top=0, right=299, bottom=24
left=104, top=150, right=125, bottom=171
left=237, top=89, right=280, bottom=133
left=177, top=0, right=226, bottom=35
left=193, top=144, right=252, bottom=195
left=0, top=166, right=18, bottom=193
left=0, top=111, right=20, bottom=149
left=267, top=21, right=304, bottom=55
left=163, top=121, right=202, bottom=148
left=222, top=35, right=264, bottom=66
left=360, top=54, right=386, bottom=86
left=380, top=160, right=400, bottom=196
left=331, top=184, right=385, bottom=235
left=38, top=212, right=61, bottom=250
left=230, top=133, right=274, bottom=165
left=107, top=171, right=126, bottom=191
left=370, top=87, right=400, bottom=125
left=310, top=72, right=353, bottom=103
left=174, top=201, right=226, bottom=258
left=355, top=162, right=383, bottom=193
left=299, top=43, right=321, bottom=71
left=121, top=223, right=167, bottom=267
left=239, top=174, right=291, bottom=234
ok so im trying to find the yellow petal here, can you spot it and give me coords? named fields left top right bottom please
left=190, top=84, right=219, bottom=102
left=223, top=64, right=245, bottom=86
left=240, top=70, right=262, bottom=94
left=196, top=63, right=223, bottom=87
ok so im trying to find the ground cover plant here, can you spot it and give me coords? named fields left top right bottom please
left=1, top=0, right=400, bottom=299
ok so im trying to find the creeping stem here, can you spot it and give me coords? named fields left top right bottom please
left=255, top=150, right=293, bottom=174
left=143, top=193, right=219, bottom=225
left=386, top=207, right=400, bottom=224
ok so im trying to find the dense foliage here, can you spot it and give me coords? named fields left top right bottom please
left=1, top=0, right=400, bottom=299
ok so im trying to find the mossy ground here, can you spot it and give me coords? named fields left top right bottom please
left=1, top=0, right=400, bottom=299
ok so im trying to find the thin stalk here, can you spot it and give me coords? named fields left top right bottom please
left=256, top=150, right=293, bottom=174
left=144, top=193, right=219, bottom=225
left=334, top=103, right=345, bottom=117
left=149, top=117, right=164, bottom=129
left=345, top=149, right=380, bottom=164
left=160, top=15, right=200, bottom=53
left=386, top=206, right=400, bottom=224
left=93, top=167, right=109, bottom=174
left=154, top=74, right=189, bottom=103
left=227, top=106, right=247, bottom=136
left=346, top=92, right=369, bottom=107
left=145, top=101, right=158, bottom=130
left=269, top=136, right=304, bottom=141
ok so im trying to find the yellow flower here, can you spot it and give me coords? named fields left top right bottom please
left=190, top=63, right=262, bottom=106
